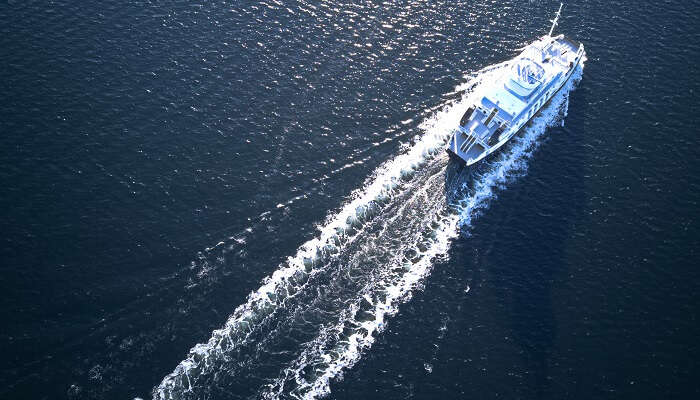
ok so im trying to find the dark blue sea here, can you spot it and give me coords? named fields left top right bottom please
left=2, top=1, right=699, bottom=399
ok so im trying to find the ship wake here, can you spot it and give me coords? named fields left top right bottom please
left=154, top=60, right=584, bottom=400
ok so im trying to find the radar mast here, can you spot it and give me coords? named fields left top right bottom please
left=548, top=3, right=564, bottom=37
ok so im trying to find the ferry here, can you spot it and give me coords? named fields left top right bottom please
left=447, top=3, right=584, bottom=165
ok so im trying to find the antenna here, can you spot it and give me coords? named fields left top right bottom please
left=548, top=3, right=564, bottom=37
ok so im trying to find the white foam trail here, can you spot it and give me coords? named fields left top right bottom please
left=154, top=64, right=507, bottom=399
left=262, top=63, right=585, bottom=400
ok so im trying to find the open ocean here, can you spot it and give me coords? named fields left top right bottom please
left=2, top=0, right=699, bottom=399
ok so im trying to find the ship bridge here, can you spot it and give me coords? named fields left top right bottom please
left=505, top=58, right=545, bottom=98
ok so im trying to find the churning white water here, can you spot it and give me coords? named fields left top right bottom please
left=155, top=58, right=584, bottom=400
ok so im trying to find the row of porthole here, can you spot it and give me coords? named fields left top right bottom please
left=528, top=90, right=552, bottom=120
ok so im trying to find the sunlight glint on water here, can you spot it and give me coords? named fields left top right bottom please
left=155, top=58, right=584, bottom=400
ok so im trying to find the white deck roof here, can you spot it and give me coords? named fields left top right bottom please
left=483, top=85, right=526, bottom=119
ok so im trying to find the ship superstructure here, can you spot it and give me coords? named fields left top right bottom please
left=447, top=4, right=584, bottom=165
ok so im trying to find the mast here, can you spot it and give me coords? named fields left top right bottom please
left=548, top=3, right=564, bottom=37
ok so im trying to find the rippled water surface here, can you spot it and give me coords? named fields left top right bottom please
left=1, top=1, right=698, bottom=399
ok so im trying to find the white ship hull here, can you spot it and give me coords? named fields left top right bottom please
left=447, top=32, right=585, bottom=166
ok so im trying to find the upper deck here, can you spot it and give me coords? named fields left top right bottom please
left=479, top=35, right=580, bottom=124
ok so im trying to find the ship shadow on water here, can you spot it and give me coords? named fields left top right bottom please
left=470, top=81, right=587, bottom=398
left=427, top=70, right=588, bottom=398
